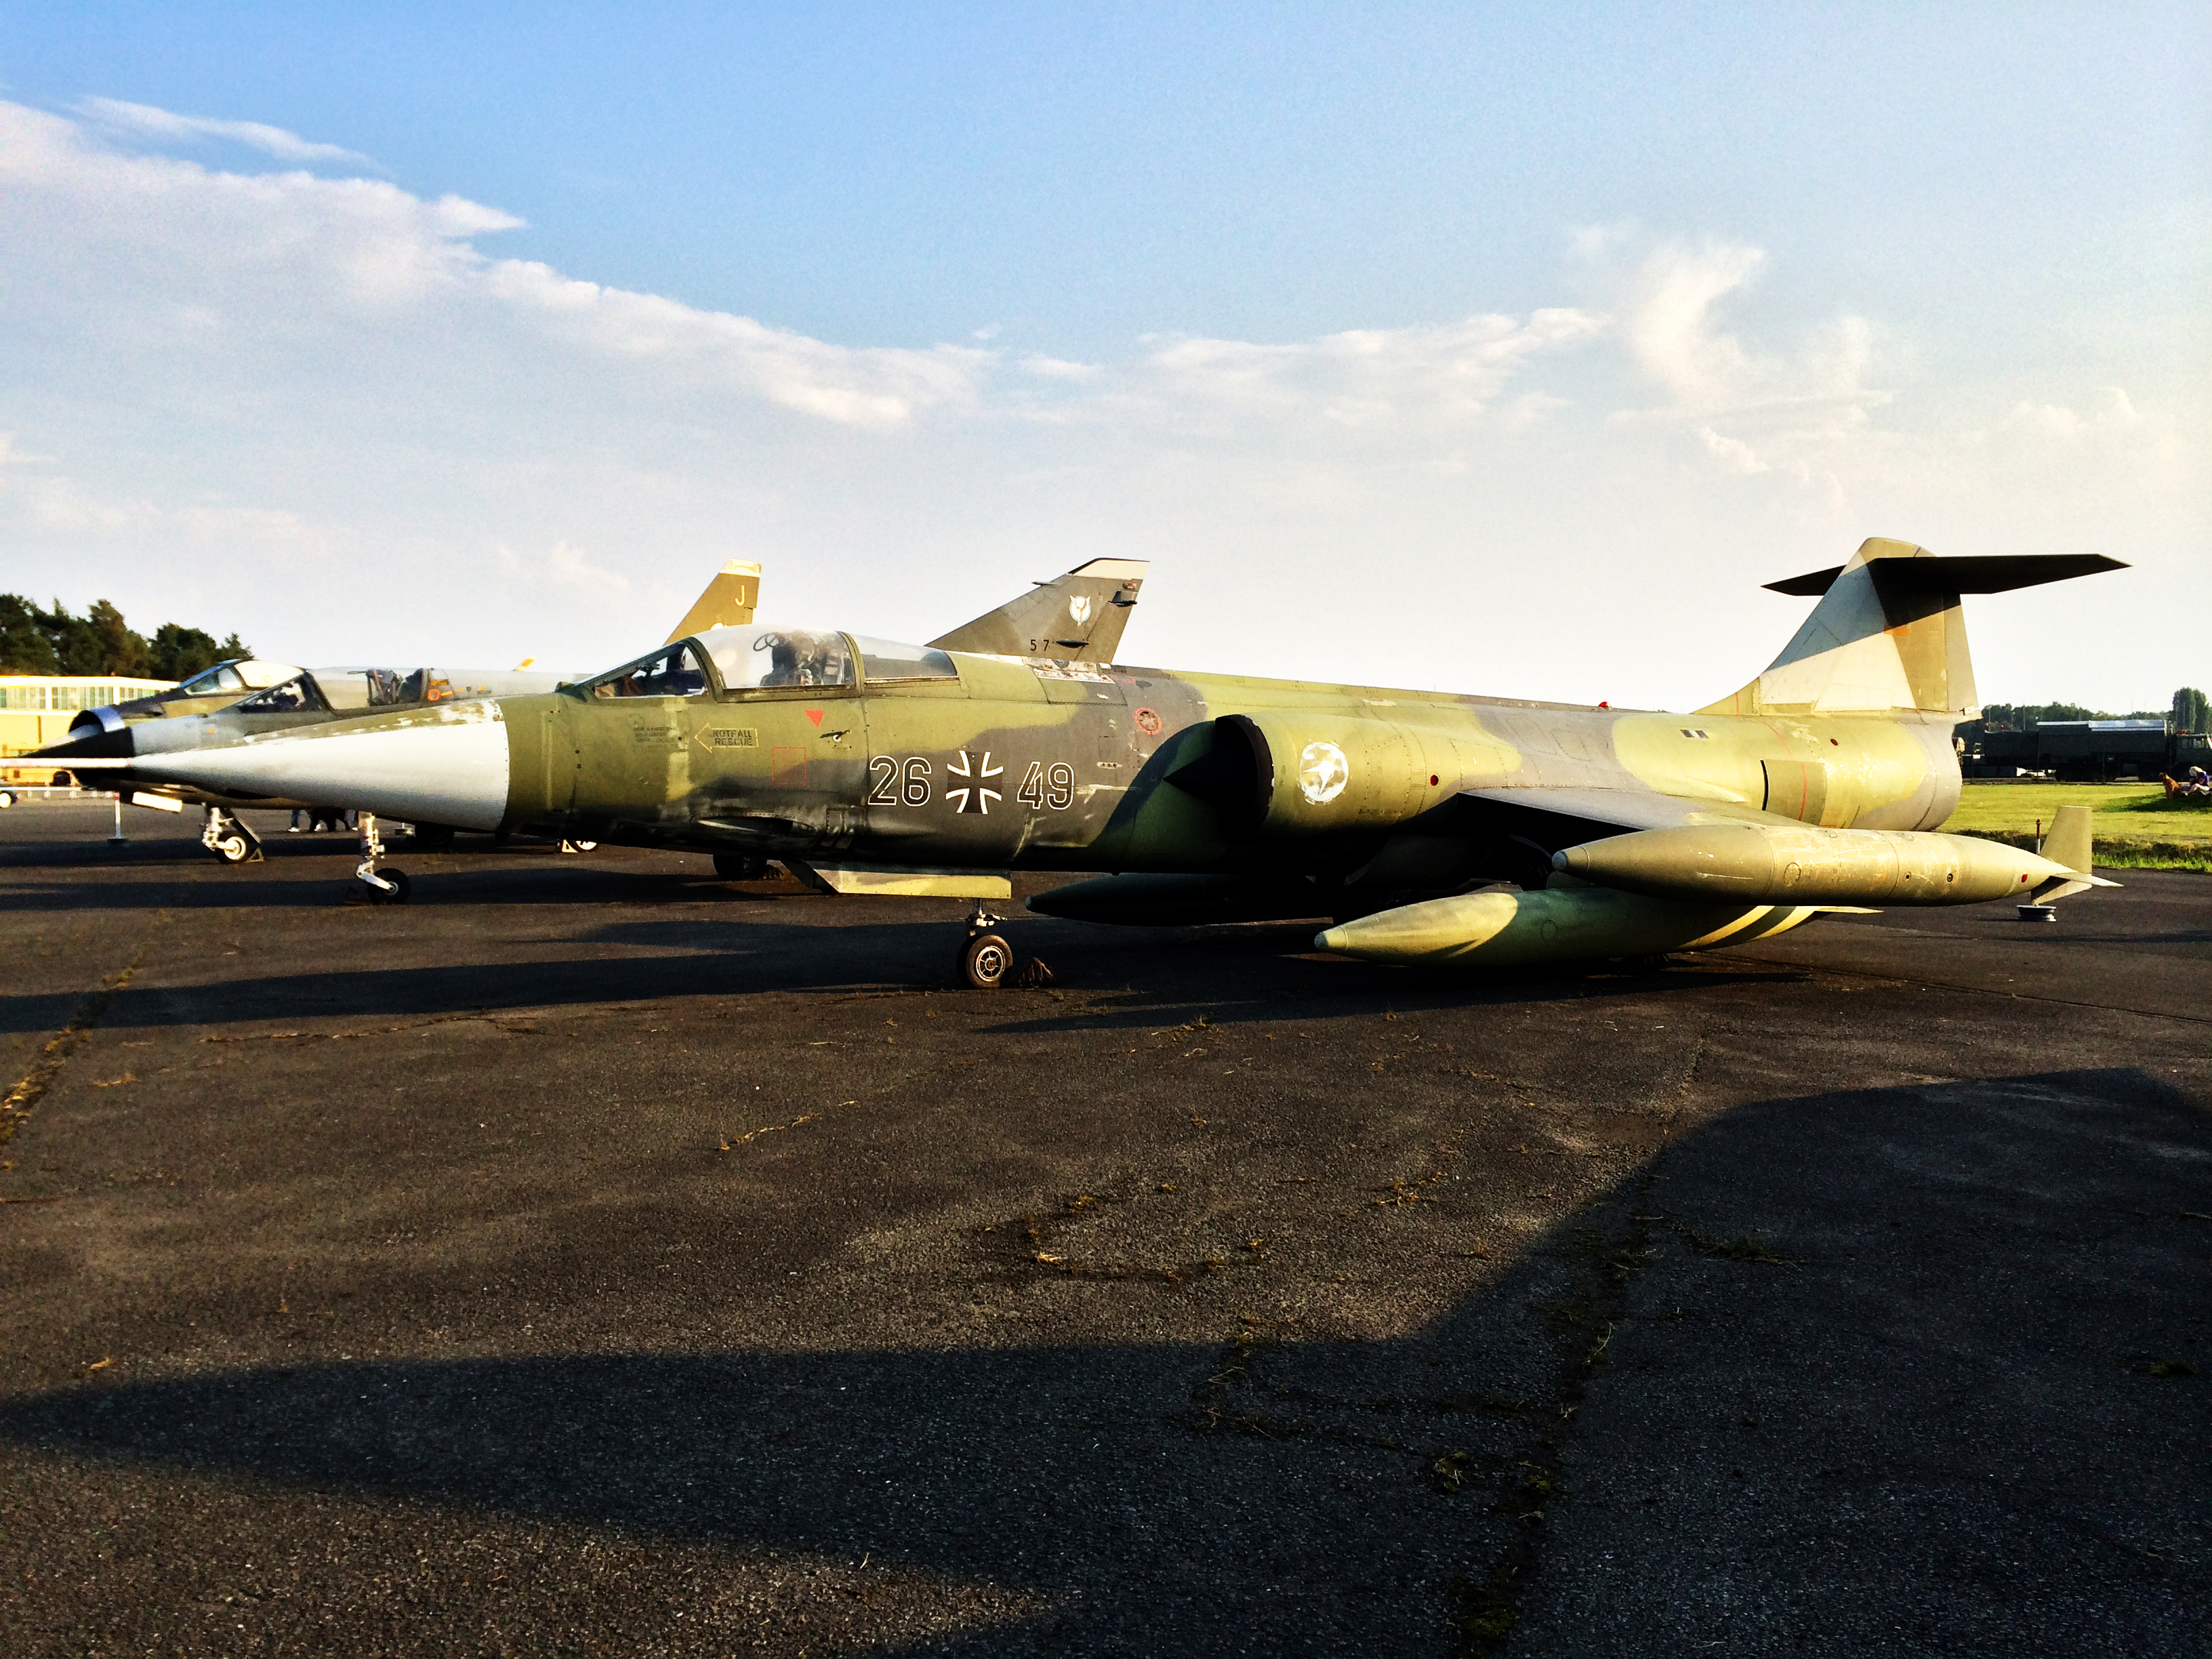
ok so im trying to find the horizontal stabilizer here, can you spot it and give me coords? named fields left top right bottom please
left=1764, top=554, right=2127, bottom=598
left=1707, top=539, right=2129, bottom=719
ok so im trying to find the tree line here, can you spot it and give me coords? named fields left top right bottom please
left=1982, top=690, right=2208, bottom=733
left=0, top=595, right=255, bottom=684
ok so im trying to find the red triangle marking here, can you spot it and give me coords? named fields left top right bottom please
left=805, top=708, right=823, bottom=726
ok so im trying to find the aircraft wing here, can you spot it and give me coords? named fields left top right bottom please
left=1449, top=785, right=1805, bottom=849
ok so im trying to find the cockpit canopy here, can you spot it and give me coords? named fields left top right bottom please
left=232, top=666, right=560, bottom=714
left=582, top=626, right=958, bottom=699
left=156, top=659, right=302, bottom=703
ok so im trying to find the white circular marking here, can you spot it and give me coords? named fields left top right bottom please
left=1298, top=740, right=1350, bottom=805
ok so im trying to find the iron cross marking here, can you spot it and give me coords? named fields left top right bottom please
left=946, top=750, right=1004, bottom=814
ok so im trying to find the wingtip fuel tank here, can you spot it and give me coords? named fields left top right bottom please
left=1551, top=822, right=2112, bottom=909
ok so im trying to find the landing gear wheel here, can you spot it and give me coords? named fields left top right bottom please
left=960, top=930, right=1015, bottom=989
left=411, top=823, right=457, bottom=851
left=355, top=869, right=411, bottom=905
left=714, top=852, right=770, bottom=880
left=211, top=831, right=253, bottom=865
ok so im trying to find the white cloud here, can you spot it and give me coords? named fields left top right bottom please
left=1597, top=237, right=1896, bottom=488
left=1019, top=354, right=1103, bottom=381
left=494, top=539, right=630, bottom=596
left=1131, top=309, right=1605, bottom=428
left=74, top=96, right=382, bottom=169
left=0, top=102, right=985, bottom=426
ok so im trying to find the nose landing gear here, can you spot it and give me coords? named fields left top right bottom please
left=201, top=806, right=263, bottom=865
left=348, top=813, right=411, bottom=904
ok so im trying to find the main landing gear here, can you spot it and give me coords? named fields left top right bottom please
left=348, top=813, right=411, bottom=905
left=958, top=907, right=1051, bottom=991
left=201, top=806, right=263, bottom=865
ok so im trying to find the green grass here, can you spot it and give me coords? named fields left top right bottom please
left=1942, top=783, right=2212, bottom=872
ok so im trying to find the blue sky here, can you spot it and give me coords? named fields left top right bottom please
left=1, top=4, right=2205, bottom=707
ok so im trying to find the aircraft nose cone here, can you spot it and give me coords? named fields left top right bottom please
left=125, top=703, right=514, bottom=832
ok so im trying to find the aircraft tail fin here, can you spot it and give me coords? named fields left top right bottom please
left=928, top=558, right=1147, bottom=662
left=1698, top=539, right=2125, bottom=720
left=664, top=561, right=763, bottom=645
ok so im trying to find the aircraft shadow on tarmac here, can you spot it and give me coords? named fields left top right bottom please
left=1, top=1068, right=2203, bottom=1652
left=0, top=855, right=760, bottom=914
left=0, top=913, right=1807, bottom=1037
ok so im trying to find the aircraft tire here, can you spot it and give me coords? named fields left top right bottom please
left=411, top=823, right=457, bottom=851
left=714, top=852, right=769, bottom=881
left=355, top=869, right=412, bottom=905
left=960, top=931, right=1014, bottom=990
left=211, top=832, right=253, bottom=865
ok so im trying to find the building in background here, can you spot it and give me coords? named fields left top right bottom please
left=1, top=675, right=176, bottom=758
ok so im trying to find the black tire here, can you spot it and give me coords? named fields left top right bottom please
left=212, top=832, right=253, bottom=865
left=960, top=931, right=1015, bottom=989
left=358, top=869, right=411, bottom=905
left=411, top=823, right=457, bottom=851
left=714, top=852, right=770, bottom=880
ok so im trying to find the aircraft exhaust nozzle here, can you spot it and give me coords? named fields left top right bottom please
left=1315, top=883, right=1820, bottom=968
left=1552, top=823, right=2110, bottom=908
left=117, top=701, right=514, bottom=832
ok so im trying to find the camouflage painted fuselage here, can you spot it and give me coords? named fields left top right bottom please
left=496, top=649, right=1961, bottom=888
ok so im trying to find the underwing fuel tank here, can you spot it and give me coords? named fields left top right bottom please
left=1552, top=823, right=2108, bottom=907
left=1315, top=882, right=1820, bottom=967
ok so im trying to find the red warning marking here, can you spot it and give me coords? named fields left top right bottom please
left=806, top=709, right=824, bottom=726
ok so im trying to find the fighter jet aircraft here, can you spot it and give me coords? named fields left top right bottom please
left=35, top=560, right=767, bottom=862
left=40, top=556, right=1145, bottom=875
left=73, top=538, right=2121, bottom=982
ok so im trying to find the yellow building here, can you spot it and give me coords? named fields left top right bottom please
left=1, top=675, right=176, bottom=759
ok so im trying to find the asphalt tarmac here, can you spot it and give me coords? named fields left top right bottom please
left=2, top=799, right=2206, bottom=1657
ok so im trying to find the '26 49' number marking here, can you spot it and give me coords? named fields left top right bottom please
left=867, top=755, right=1073, bottom=811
